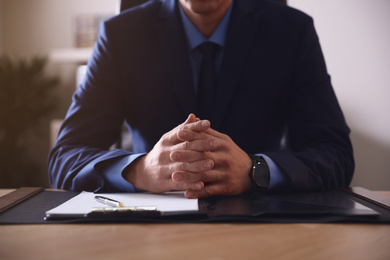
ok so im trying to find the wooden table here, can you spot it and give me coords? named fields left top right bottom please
left=1, top=190, right=389, bottom=260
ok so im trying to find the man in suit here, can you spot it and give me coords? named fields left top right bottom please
left=48, top=0, right=354, bottom=198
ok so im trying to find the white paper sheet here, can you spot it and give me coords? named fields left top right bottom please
left=45, top=191, right=198, bottom=218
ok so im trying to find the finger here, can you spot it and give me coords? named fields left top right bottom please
left=204, top=127, right=231, bottom=141
left=178, top=125, right=216, bottom=142
left=172, top=159, right=214, bottom=175
left=170, top=148, right=217, bottom=163
left=182, top=113, right=197, bottom=125
left=146, top=165, right=205, bottom=193
left=178, top=120, right=211, bottom=136
left=169, top=179, right=204, bottom=191
left=185, top=183, right=227, bottom=199
left=170, top=150, right=206, bottom=163
left=171, top=168, right=226, bottom=184
left=172, top=139, right=220, bottom=155
left=162, top=114, right=198, bottom=145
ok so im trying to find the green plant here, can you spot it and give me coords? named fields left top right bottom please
left=0, top=56, right=59, bottom=187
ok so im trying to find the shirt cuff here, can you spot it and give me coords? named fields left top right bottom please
left=101, top=153, right=146, bottom=192
left=258, top=154, right=288, bottom=190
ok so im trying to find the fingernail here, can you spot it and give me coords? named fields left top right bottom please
left=201, top=120, right=210, bottom=128
left=210, top=139, right=218, bottom=149
left=186, top=191, right=193, bottom=198
left=173, top=173, right=182, bottom=181
left=204, top=160, right=212, bottom=169
left=171, top=152, right=179, bottom=161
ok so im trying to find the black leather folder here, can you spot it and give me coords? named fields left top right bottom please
left=0, top=187, right=389, bottom=224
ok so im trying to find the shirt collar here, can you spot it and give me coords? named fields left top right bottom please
left=179, top=1, right=234, bottom=50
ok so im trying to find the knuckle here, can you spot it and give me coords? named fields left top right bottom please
left=201, top=172, right=209, bottom=181
left=161, top=131, right=170, bottom=140
left=150, top=171, right=164, bottom=185
left=200, top=132, right=208, bottom=139
left=179, top=162, right=185, bottom=171
left=156, top=152, right=166, bottom=163
left=179, top=162, right=189, bottom=171
left=161, top=132, right=173, bottom=145
left=222, top=156, right=232, bottom=168
left=182, top=141, right=190, bottom=150
left=222, top=133, right=231, bottom=141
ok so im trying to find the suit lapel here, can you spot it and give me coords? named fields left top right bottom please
left=154, top=0, right=198, bottom=117
left=213, top=0, right=258, bottom=129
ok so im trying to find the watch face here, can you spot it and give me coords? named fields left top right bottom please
left=253, top=159, right=270, bottom=189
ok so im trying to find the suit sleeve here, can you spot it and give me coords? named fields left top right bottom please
left=48, top=20, right=139, bottom=192
left=265, top=16, right=354, bottom=192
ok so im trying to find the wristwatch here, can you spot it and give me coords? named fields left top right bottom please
left=248, top=155, right=270, bottom=192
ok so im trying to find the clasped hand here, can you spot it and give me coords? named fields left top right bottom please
left=124, top=114, right=252, bottom=198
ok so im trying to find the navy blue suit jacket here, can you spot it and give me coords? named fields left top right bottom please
left=48, top=0, right=354, bottom=192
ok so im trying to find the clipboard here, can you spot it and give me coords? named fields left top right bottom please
left=43, top=191, right=199, bottom=220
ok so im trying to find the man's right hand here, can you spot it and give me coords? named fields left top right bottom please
left=123, top=114, right=219, bottom=193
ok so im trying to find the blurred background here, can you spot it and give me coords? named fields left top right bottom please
left=0, top=0, right=389, bottom=190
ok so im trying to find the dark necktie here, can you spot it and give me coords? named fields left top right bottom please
left=197, top=42, right=218, bottom=120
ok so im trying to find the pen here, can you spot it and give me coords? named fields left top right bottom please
left=94, top=196, right=124, bottom=208
left=92, top=206, right=158, bottom=212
